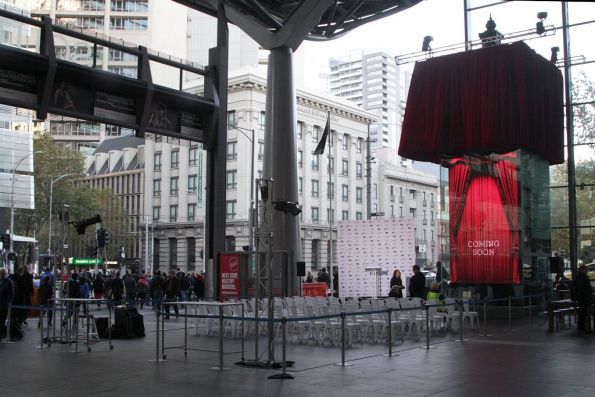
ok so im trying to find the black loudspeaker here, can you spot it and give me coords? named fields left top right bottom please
left=297, top=261, right=306, bottom=277
left=549, top=257, right=563, bottom=274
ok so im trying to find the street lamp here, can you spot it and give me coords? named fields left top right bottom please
left=10, top=150, right=42, bottom=252
left=48, top=172, right=84, bottom=267
left=230, top=125, right=255, bottom=251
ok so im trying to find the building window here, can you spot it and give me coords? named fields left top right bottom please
left=342, top=184, right=349, bottom=201
left=327, top=209, right=335, bottom=223
left=327, top=182, right=335, bottom=199
left=189, top=147, right=198, bottom=166
left=410, top=208, right=416, bottom=218
left=311, top=155, right=319, bottom=171
left=356, top=212, right=363, bottom=220
left=298, top=177, right=302, bottom=195
left=153, top=179, right=161, bottom=196
left=111, top=0, right=148, bottom=12
left=297, top=121, right=304, bottom=139
left=342, top=134, right=348, bottom=150
left=227, top=142, right=237, bottom=160
left=170, top=177, right=179, bottom=196
left=188, top=203, right=196, bottom=221
left=356, top=187, right=363, bottom=203
left=226, top=201, right=236, bottom=219
left=327, top=157, right=334, bottom=174
left=171, top=150, right=179, bottom=169
left=188, top=174, right=197, bottom=193
left=312, top=239, right=319, bottom=268
left=312, top=126, right=319, bottom=143
left=110, top=16, right=147, bottom=30
left=298, top=150, right=303, bottom=168
left=342, top=159, right=349, bottom=176
left=170, top=205, right=178, bottom=222
left=311, top=179, right=319, bottom=197
left=152, top=206, right=160, bottom=222
left=258, top=111, right=265, bottom=129
left=258, top=142, right=264, bottom=160
left=154, top=152, right=161, bottom=171
left=227, top=110, right=236, bottom=128
left=226, top=170, right=237, bottom=189
left=356, top=138, right=363, bottom=153
left=356, top=162, right=362, bottom=179
left=410, top=189, right=416, bottom=199
left=400, top=206, right=403, bottom=217
left=312, top=207, right=319, bottom=224
left=187, top=237, right=196, bottom=270
left=168, top=238, right=177, bottom=269
left=342, top=210, right=349, bottom=221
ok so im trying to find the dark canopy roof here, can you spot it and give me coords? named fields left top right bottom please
left=173, top=0, right=422, bottom=41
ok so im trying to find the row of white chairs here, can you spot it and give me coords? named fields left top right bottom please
left=186, top=296, right=480, bottom=346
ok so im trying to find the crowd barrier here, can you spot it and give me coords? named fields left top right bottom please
left=145, top=293, right=547, bottom=379
left=1, top=293, right=551, bottom=380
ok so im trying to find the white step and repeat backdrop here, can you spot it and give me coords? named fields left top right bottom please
left=337, top=218, right=416, bottom=298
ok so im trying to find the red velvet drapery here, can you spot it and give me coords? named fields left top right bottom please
left=399, top=42, right=564, bottom=165
left=449, top=156, right=520, bottom=284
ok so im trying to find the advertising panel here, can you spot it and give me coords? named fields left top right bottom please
left=448, top=153, right=520, bottom=284
left=220, top=253, right=241, bottom=300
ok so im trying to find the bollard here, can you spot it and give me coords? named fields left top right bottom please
left=382, top=308, right=397, bottom=357
left=184, top=304, right=188, bottom=357
left=334, top=311, right=352, bottom=366
left=149, top=309, right=163, bottom=363
left=457, top=300, right=464, bottom=342
left=86, top=302, right=91, bottom=352
left=38, top=306, right=44, bottom=349
left=425, top=304, right=430, bottom=349
left=162, top=307, right=166, bottom=360
left=108, top=303, right=113, bottom=350
left=241, top=304, right=245, bottom=363
left=210, top=307, right=231, bottom=371
left=529, top=295, right=533, bottom=326
left=268, top=317, right=294, bottom=379
left=508, top=296, right=512, bottom=331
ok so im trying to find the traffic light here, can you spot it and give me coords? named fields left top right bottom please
left=75, top=214, right=102, bottom=235
left=97, top=228, right=106, bottom=248
left=104, top=231, right=110, bottom=246
left=0, top=233, right=10, bottom=250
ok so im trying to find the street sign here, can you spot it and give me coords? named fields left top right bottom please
left=70, top=257, right=104, bottom=266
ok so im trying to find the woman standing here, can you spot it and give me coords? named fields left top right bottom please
left=389, top=270, right=404, bottom=298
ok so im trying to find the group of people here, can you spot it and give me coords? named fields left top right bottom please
left=304, top=267, right=339, bottom=296
left=0, top=266, right=208, bottom=341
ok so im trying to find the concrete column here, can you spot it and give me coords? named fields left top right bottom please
left=263, top=47, right=301, bottom=275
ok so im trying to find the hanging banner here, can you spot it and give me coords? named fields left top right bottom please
left=219, top=253, right=241, bottom=300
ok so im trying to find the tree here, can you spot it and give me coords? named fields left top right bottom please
left=13, top=135, right=131, bottom=267
left=572, top=71, right=595, bottom=148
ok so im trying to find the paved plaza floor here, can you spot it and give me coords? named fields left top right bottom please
left=2, top=307, right=594, bottom=397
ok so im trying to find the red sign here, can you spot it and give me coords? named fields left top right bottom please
left=303, top=282, right=328, bottom=297
left=220, top=253, right=241, bottom=299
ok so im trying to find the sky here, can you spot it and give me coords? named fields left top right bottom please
left=297, top=1, right=594, bottom=86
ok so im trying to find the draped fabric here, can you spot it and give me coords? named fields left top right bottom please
left=495, top=160, right=520, bottom=284
left=448, top=161, right=471, bottom=237
left=449, top=156, right=520, bottom=284
left=399, top=42, right=564, bottom=165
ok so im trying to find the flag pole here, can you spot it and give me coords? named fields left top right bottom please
left=327, top=111, right=334, bottom=297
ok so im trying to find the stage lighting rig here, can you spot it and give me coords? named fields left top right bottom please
left=536, top=12, right=548, bottom=35
left=479, top=16, right=503, bottom=47
left=550, top=46, right=559, bottom=64
left=272, top=200, right=302, bottom=217
left=422, top=35, right=433, bottom=52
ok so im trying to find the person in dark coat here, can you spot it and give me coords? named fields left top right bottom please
left=317, top=267, right=330, bottom=287
left=408, top=265, right=426, bottom=299
left=92, top=272, right=105, bottom=308
left=573, top=264, right=593, bottom=334
left=0, top=268, right=14, bottom=339
left=9, top=267, right=26, bottom=326
left=63, top=272, right=81, bottom=327
left=389, top=269, right=404, bottom=298
left=150, top=271, right=165, bottom=310
left=164, top=270, right=180, bottom=319
left=38, top=275, right=54, bottom=327
left=111, top=272, right=124, bottom=305
left=194, top=272, right=205, bottom=301
left=124, top=274, right=137, bottom=306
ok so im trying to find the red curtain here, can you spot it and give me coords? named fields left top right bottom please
left=449, top=156, right=520, bottom=285
left=495, top=160, right=520, bottom=284
left=399, top=42, right=564, bottom=165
